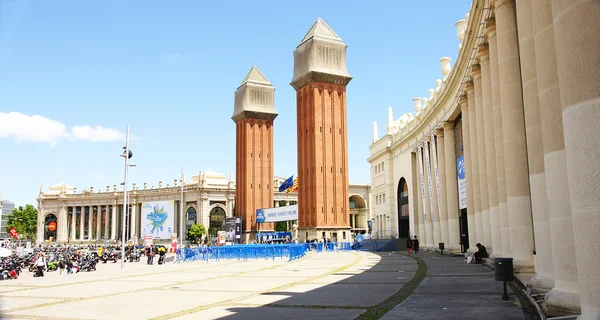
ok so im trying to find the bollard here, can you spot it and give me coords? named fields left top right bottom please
left=494, top=258, right=514, bottom=300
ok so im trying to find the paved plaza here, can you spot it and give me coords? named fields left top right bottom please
left=0, top=251, right=525, bottom=319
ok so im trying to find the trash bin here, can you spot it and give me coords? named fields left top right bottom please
left=438, top=243, right=445, bottom=251
left=494, top=258, right=514, bottom=282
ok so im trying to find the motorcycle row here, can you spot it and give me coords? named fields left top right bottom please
left=0, top=245, right=146, bottom=280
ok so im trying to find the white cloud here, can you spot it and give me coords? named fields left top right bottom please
left=96, top=174, right=105, bottom=181
left=0, top=111, right=136, bottom=146
left=72, top=125, right=124, bottom=142
left=0, top=111, right=69, bottom=146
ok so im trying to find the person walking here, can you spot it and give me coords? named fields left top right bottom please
left=58, top=257, right=66, bottom=275
left=412, top=235, right=420, bottom=254
left=35, top=253, right=46, bottom=277
left=406, top=237, right=413, bottom=254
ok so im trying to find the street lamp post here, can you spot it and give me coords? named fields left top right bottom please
left=120, top=126, right=134, bottom=269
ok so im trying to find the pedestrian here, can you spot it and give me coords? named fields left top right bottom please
left=58, top=257, right=66, bottom=275
left=406, top=237, right=413, bottom=254
left=35, top=253, right=46, bottom=277
left=67, top=259, right=74, bottom=274
left=412, top=235, right=420, bottom=254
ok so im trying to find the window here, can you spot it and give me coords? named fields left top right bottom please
left=382, top=162, right=385, bottom=171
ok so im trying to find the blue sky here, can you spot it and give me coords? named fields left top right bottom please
left=0, top=0, right=471, bottom=206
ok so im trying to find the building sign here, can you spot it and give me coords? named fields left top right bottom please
left=255, top=205, right=298, bottom=223
left=141, top=201, right=175, bottom=239
left=457, top=155, right=467, bottom=209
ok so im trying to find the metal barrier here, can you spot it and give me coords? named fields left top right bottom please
left=176, top=244, right=307, bottom=263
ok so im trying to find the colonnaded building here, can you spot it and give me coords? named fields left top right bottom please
left=369, top=0, right=599, bottom=318
left=36, top=172, right=370, bottom=244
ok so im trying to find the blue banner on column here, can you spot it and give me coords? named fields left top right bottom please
left=457, top=155, right=467, bottom=209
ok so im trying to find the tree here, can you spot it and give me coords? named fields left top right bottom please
left=5, top=204, right=38, bottom=240
left=275, top=221, right=288, bottom=232
left=188, top=224, right=206, bottom=243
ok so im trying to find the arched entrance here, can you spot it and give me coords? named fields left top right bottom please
left=397, top=178, right=410, bottom=238
left=208, top=206, right=226, bottom=237
left=44, top=214, right=58, bottom=241
left=186, top=207, right=197, bottom=240
left=349, top=195, right=367, bottom=235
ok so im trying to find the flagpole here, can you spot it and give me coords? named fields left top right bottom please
left=180, top=169, right=184, bottom=247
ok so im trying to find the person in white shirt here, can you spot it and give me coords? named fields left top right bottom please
left=36, top=253, right=46, bottom=277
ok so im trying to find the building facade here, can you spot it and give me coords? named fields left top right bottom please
left=291, top=18, right=353, bottom=242
left=37, top=172, right=370, bottom=244
left=368, top=1, right=600, bottom=318
left=0, top=195, right=16, bottom=239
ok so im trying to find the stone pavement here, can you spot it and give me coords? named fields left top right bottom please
left=0, top=250, right=525, bottom=319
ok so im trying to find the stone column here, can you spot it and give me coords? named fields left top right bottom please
left=275, top=200, right=280, bottom=208
left=57, top=206, right=68, bottom=242
left=486, top=17, right=509, bottom=257
left=111, top=204, right=117, bottom=240
left=479, top=43, right=500, bottom=254
left=515, top=0, right=555, bottom=290
left=460, top=92, right=477, bottom=251
left=415, top=150, right=425, bottom=241
left=86, top=205, right=92, bottom=240
left=467, top=71, right=482, bottom=249
left=531, top=0, right=579, bottom=310
left=496, top=0, right=535, bottom=270
left=436, top=129, right=449, bottom=247
left=443, top=121, right=460, bottom=252
left=96, top=206, right=101, bottom=240
left=428, top=137, right=441, bottom=246
left=551, top=0, right=600, bottom=317
left=104, top=206, right=110, bottom=239
left=79, top=206, right=85, bottom=241
left=70, top=206, right=76, bottom=240
left=422, top=142, right=434, bottom=247
left=131, top=202, right=137, bottom=239
left=473, top=63, right=490, bottom=248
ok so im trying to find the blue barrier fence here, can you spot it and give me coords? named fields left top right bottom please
left=176, top=244, right=307, bottom=263
left=174, top=241, right=390, bottom=264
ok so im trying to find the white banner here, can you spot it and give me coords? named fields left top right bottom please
left=457, top=155, right=468, bottom=209
left=141, top=201, right=175, bottom=240
left=256, top=205, right=298, bottom=223
left=431, top=134, right=442, bottom=221
left=418, top=146, right=427, bottom=224
left=424, top=141, right=435, bottom=225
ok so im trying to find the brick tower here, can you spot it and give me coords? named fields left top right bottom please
left=290, top=18, right=352, bottom=241
left=232, top=66, right=278, bottom=242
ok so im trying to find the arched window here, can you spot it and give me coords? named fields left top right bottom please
left=45, top=214, right=58, bottom=241
left=186, top=207, right=197, bottom=240
left=209, top=207, right=226, bottom=237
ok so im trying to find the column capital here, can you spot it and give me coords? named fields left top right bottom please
left=442, top=120, right=455, bottom=130
left=470, top=64, right=481, bottom=78
left=435, top=128, right=444, bottom=137
left=477, top=44, right=490, bottom=61
left=484, top=18, right=496, bottom=38
left=464, top=81, right=474, bottom=94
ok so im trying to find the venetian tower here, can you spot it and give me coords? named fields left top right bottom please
left=232, top=66, right=278, bottom=241
left=290, top=18, right=352, bottom=241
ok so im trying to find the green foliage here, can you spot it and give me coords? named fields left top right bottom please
left=275, top=221, right=288, bottom=232
left=5, top=204, right=38, bottom=240
left=188, top=224, right=206, bottom=243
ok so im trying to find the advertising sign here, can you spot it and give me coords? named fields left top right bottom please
left=141, top=201, right=175, bottom=239
left=234, top=217, right=242, bottom=243
left=457, top=155, right=467, bottom=209
left=222, top=217, right=236, bottom=242
left=255, top=205, right=298, bottom=223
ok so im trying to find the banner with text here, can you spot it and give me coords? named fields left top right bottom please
left=142, top=200, right=175, bottom=240
left=256, top=205, right=298, bottom=223
left=457, top=155, right=467, bottom=209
